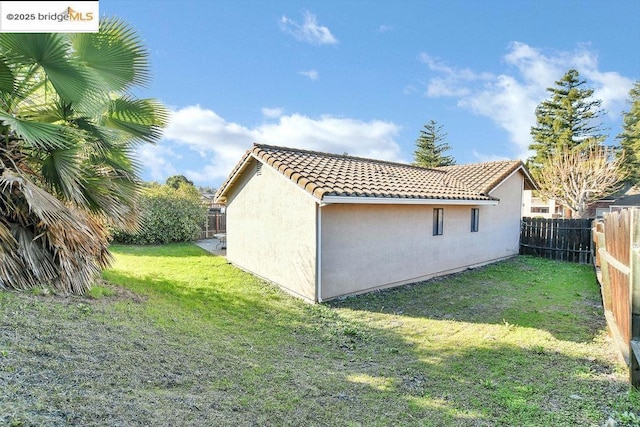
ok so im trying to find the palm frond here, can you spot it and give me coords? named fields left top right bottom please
left=0, top=109, right=77, bottom=150
left=71, top=17, right=150, bottom=92
left=0, top=170, right=112, bottom=294
left=40, top=145, right=87, bottom=204
left=0, top=57, right=14, bottom=95
left=0, top=20, right=166, bottom=295
left=104, top=96, right=168, bottom=144
left=11, top=223, right=59, bottom=282
left=77, top=155, right=142, bottom=230
left=0, top=220, right=32, bottom=291
left=0, top=33, right=89, bottom=105
left=73, top=116, right=120, bottom=154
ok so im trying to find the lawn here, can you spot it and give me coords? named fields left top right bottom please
left=1, top=243, right=638, bottom=426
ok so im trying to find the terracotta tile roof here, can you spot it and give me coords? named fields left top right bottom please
left=434, top=161, right=530, bottom=195
left=216, top=144, right=535, bottom=203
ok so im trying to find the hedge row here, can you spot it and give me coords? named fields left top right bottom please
left=112, top=184, right=207, bottom=245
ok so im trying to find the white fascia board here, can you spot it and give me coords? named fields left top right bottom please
left=321, top=196, right=499, bottom=206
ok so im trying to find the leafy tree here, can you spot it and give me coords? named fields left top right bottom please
left=529, top=68, right=607, bottom=169
left=166, top=174, right=194, bottom=189
left=617, top=81, right=640, bottom=184
left=413, top=120, right=455, bottom=168
left=0, top=19, right=168, bottom=294
left=535, top=145, right=624, bottom=218
left=526, top=69, right=617, bottom=217
left=112, top=183, right=207, bottom=245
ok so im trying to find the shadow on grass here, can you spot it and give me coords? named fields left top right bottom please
left=102, top=268, right=287, bottom=328
left=3, top=247, right=626, bottom=426
left=328, top=256, right=605, bottom=343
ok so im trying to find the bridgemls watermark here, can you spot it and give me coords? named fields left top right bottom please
left=0, top=1, right=99, bottom=33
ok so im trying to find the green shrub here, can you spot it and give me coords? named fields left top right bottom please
left=112, top=183, right=207, bottom=245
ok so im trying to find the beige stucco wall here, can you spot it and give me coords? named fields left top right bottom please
left=319, top=172, right=525, bottom=300
left=224, top=158, right=318, bottom=301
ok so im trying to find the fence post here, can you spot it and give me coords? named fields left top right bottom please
left=595, top=222, right=613, bottom=312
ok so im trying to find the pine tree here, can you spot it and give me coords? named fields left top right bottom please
left=529, top=69, right=607, bottom=168
left=413, top=120, right=455, bottom=168
left=617, top=81, right=640, bottom=184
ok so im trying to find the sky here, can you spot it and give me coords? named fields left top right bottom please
left=101, top=0, right=640, bottom=189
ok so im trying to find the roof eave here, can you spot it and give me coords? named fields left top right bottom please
left=321, top=196, right=499, bottom=206
left=518, top=164, right=538, bottom=191
left=488, top=163, right=538, bottom=195
left=214, top=150, right=256, bottom=204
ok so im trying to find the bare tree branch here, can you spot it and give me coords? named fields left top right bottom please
left=534, top=145, right=626, bottom=218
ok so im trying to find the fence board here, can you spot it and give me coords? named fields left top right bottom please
left=593, top=208, right=640, bottom=387
left=519, top=217, right=593, bottom=264
left=631, top=210, right=640, bottom=386
left=199, top=212, right=226, bottom=239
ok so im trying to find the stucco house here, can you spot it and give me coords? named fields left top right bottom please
left=521, top=190, right=565, bottom=218
left=523, top=185, right=640, bottom=219
left=215, top=144, right=537, bottom=302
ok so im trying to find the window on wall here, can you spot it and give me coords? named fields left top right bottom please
left=433, top=208, right=444, bottom=236
left=531, top=206, right=549, bottom=213
left=471, top=208, right=480, bottom=232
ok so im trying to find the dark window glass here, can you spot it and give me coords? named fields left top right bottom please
left=433, top=208, right=443, bottom=236
left=471, top=208, right=479, bottom=232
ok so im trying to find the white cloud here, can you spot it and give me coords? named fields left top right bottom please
left=280, top=11, right=338, bottom=45
left=299, top=69, right=319, bottom=80
left=418, top=53, right=492, bottom=97
left=155, top=105, right=402, bottom=185
left=582, top=70, right=634, bottom=118
left=256, top=114, right=402, bottom=161
left=262, top=107, right=284, bottom=118
left=135, top=143, right=178, bottom=182
left=421, top=42, right=634, bottom=159
left=426, top=78, right=470, bottom=97
left=160, top=106, right=257, bottom=183
left=378, top=24, right=393, bottom=33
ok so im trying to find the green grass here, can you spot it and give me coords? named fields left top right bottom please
left=86, top=284, right=117, bottom=299
left=0, top=244, right=637, bottom=426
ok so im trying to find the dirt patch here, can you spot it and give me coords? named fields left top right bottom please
left=28, top=279, right=147, bottom=306
left=87, top=279, right=148, bottom=304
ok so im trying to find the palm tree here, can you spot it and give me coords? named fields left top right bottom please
left=0, top=18, right=168, bottom=294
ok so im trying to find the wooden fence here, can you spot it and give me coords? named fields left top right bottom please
left=592, top=209, right=640, bottom=387
left=519, top=217, right=593, bottom=264
left=199, top=212, right=226, bottom=239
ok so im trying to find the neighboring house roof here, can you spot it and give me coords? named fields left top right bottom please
left=612, top=194, right=640, bottom=206
left=215, top=144, right=537, bottom=205
left=611, top=186, right=640, bottom=207
left=592, top=184, right=640, bottom=206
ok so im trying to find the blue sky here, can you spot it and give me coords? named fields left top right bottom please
left=101, top=0, right=640, bottom=188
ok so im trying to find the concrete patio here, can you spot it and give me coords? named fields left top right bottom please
left=195, top=238, right=226, bottom=256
